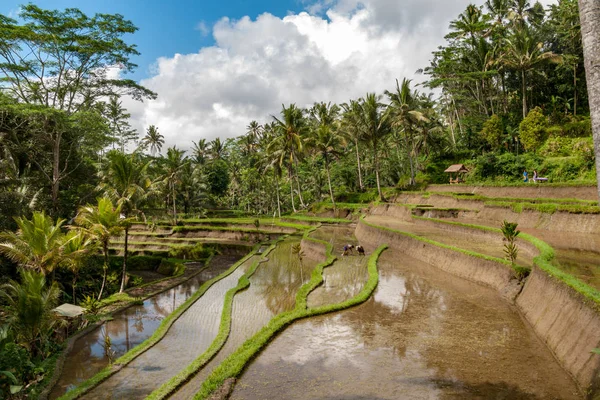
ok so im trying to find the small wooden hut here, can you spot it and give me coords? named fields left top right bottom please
left=444, top=164, right=468, bottom=184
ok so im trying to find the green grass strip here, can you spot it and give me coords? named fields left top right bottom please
left=146, top=241, right=281, bottom=400
left=192, top=243, right=388, bottom=399
left=283, top=215, right=353, bottom=224
left=360, top=217, right=527, bottom=276
left=58, top=248, right=260, bottom=400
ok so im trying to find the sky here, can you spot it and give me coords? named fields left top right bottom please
left=1, top=0, right=557, bottom=152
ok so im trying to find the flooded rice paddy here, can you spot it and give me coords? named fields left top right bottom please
left=49, top=257, right=238, bottom=399
left=231, top=250, right=580, bottom=399
left=81, top=255, right=259, bottom=399
left=171, top=239, right=320, bottom=399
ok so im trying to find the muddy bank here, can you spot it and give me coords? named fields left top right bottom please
left=425, top=184, right=598, bottom=200
left=411, top=217, right=539, bottom=259
left=355, top=219, right=520, bottom=299
left=517, top=267, right=600, bottom=394
left=300, top=237, right=327, bottom=261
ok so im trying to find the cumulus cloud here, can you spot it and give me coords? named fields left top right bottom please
left=129, top=0, right=557, bottom=151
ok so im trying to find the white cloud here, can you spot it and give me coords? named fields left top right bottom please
left=129, top=0, right=558, bottom=152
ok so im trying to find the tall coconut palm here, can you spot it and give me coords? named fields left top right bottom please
left=1, top=270, right=61, bottom=357
left=162, top=147, right=188, bottom=223
left=191, top=138, right=209, bottom=165
left=501, top=24, right=562, bottom=118
left=209, top=137, right=226, bottom=160
left=75, top=197, right=124, bottom=300
left=61, top=230, right=95, bottom=303
left=270, top=104, right=308, bottom=211
left=0, top=212, right=66, bottom=276
left=386, top=79, right=429, bottom=185
left=98, top=151, right=152, bottom=293
left=340, top=100, right=366, bottom=191
left=141, top=125, right=164, bottom=156
left=357, top=93, right=391, bottom=201
left=308, top=124, right=345, bottom=208
left=578, top=0, right=600, bottom=201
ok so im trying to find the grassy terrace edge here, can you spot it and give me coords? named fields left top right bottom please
left=412, top=215, right=600, bottom=307
left=57, top=248, right=260, bottom=400
left=146, top=240, right=283, bottom=400
left=360, top=216, right=528, bottom=277
left=192, top=240, right=389, bottom=399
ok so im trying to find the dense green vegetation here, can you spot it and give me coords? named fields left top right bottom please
left=0, top=0, right=598, bottom=397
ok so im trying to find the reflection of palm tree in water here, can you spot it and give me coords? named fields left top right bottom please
left=338, top=266, right=442, bottom=360
left=256, top=242, right=304, bottom=314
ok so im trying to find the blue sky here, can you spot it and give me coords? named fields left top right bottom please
left=1, top=0, right=308, bottom=81
left=0, top=0, right=556, bottom=149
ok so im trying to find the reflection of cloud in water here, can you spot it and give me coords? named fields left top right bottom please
left=374, top=273, right=407, bottom=314
left=279, top=315, right=363, bottom=370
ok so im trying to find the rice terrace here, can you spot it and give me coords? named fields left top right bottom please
left=1, top=0, right=600, bottom=399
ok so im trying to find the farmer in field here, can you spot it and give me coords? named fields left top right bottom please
left=523, top=170, right=528, bottom=182
left=342, top=244, right=354, bottom=256
left=356, top=245, right=365, bottom=256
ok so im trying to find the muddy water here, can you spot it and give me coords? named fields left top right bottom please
left=231, top=251, right=580, bottom=399
left=366, top=215, right=534, bottom=267
left=520, top=228, right=600, bottom=290
left=307, top=225, right=369, bottom=308
left=171, top=239, right=320, bottom=399
left=81, top=255, right=259, bottom=400
left=49, top=258, right=237, bottom=399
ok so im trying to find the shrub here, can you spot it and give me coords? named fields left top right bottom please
left=127, top=255, right=162, bottom=271
left=572, top=138, right=595, bottom=166
left=562, top=116, right=592, bottom=138
left=540, top=136, right=572, bottom=157
left=480, top=114, right=504, bottom=150
left=519, top=107, right=548, bottom=151
left=168, top=243, right=213, bottom=260
left=157, top=259, right=185, bottom=276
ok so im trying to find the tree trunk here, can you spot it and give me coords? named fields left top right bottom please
left=171, top=181, right=177, bottom=223
left=72, top=276, right=77, bottom=304
left=119, top=225, right=129, bottom=293
left=579, top=0, right=600, bottom=201
left=293, top=158, right=306, bottom=207
left=574, top=64, right=578, bottom=116
left=52, top=131, right=62, bottom=215
left=275, top=172, right=281, bottom=218
left=98, top=243, right=109, bottom=301
left=355, top=139, right=364, bottom=190
left=288, top=168, right=296, bottom=213
left=325, top=158, right=336, bottom=209
left=522, top=68, right=527, bottom=119
left=373, top=141, right=384, bottom=201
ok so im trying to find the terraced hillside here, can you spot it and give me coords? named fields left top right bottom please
left=51, top=187, right=600, bottom=400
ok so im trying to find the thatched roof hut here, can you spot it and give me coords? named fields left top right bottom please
left=444, top=164, right=469, bottom=173
left=444, top=164, right=468, bottom=184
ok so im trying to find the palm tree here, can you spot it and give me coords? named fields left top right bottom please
left=209, top=137, right=225, bottom=160
left=386, top=79, right=429, bottom=185
left=308, top=124, right=345, bottom=208
left=62, top=230, right=95, bottom=303
left=270, top=104, right=308, bottom=211
left=75, top=197, right=124, bottom=300
left=98, top=151, right=152, bottom=293
left=0, top=212, right=66, bottom=276
left=340, top=100, right=365, bottom=191
left=0, top=270, right=61, bottom=357
left=191, top=138, right=209, bottom=165
left=162, top=147, right=188, bottom=223
left=357, top=94, right=391, bottom=201
left=501, top=24, right=562, bottom=118
left=578, top=0, right=600, bottom=201
left=246, top=120, right=263, bottom=142
left=308, top=102, right=344, bottom=207
left=141, top=125, right=165, bottom=156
